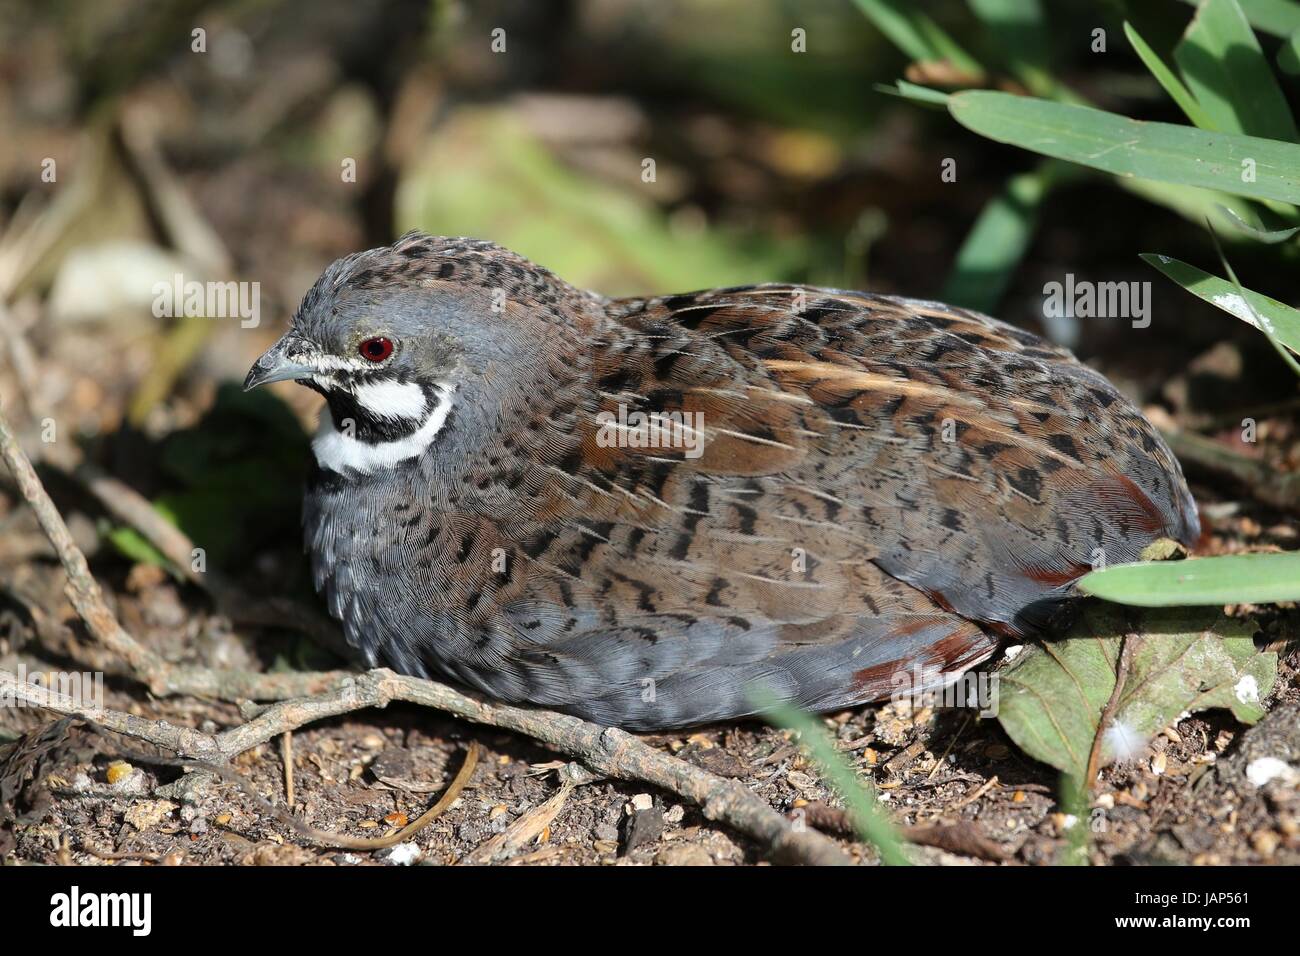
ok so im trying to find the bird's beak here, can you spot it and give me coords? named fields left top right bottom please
left=244, top=334, right=317, bottom=391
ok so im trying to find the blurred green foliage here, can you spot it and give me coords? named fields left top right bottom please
left=397, top=111, right=806, bottom=295
left=865, top=0, right=1300, bottom=311
left=108, top=385, right=309, bottom=571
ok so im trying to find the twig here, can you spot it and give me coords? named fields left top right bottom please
left=0, top=409, right=167, bottom=681
left=951, top=775, right=999, bottom=811
left=928, top=714, right=971, bottom=781
left=0, top=669, right=224, bottom=761
left=0, top=299, right=39, bottom=412
left=281, top=732, right=295, bottom=808
left=1086, top=634, right=1136, bottom=786
left=81, top=841, right=166, bottom=864
left=1164, top=429, right=1300, bottom=515
left=904, top=823, right=1009, bottom=863
left=74, top=461, right=206, bottom=588
left=250, top=741, right=478, bottom=852
left=343, top=743, right=478, bottom=851
left=461, top=779, right=572, bottom=865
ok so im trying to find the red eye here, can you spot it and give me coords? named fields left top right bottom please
left=359, top=337, right=393, bottom=362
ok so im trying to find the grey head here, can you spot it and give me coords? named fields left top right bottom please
left=244, top=232, right=601, bottom=478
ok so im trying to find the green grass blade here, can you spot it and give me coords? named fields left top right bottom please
left=1078, top=553, right=1300, bottom=605
left=1280, top=25, right=1300, bottom=73
left=1206, top=224, right=1300, bottom=376
left=756, top=692, right=911, bottom=865
left=1124, top=21, right=1218, bottom=130
left=1180, top=0, right=1300, bottom=38
left=852, top=0, right=983, bottom=74
left=874, top=80, right=952, bottom=107
left=947, top=91, right=1300, bottom=205
left=1174, top=0, right=1298, bottom=140
left=1140, top=252, right=1300, bottom=354
left=967, top=0, right=1056, bottom=96
left=1214, top=203, right=1300, bottom=241
left=941, top=160, right=1071, bottom=312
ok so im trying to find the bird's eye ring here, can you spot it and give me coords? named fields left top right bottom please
left=359, top=336, right=394, bottom=362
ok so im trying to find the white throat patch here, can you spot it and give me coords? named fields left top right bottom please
left=312, top=383, right=455, bottom=474
left=353, top=379, right=428, bottom=420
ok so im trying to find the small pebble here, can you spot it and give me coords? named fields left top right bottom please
left=655, top=844, right=713, bottom=866
left=1251, top=831, right=1280, bottom=858
left=621, top=807, right=664, bottom=854
left=107, top=765, right=146, bottom=796
left=379, top=842, right=421, bottom=866
left=457, top=824, right=481, bottom=843
left=595, top=823, right=619, bottom=842
left=123, top=800, right=175, bottom=831
left=1246, top=757, right=1295, bottom=787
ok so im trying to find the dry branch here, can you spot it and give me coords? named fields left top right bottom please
left=1085, top=633, right=1136, bottom=786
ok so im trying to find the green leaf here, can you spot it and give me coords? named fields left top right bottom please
left=756, top=692, right=911, bottom=865
left=852, top=0, right=983, bottom=74
left=1207, top=222, right=1300, bottom=375
left=940, top=160, right=1067, bottom=313
left=947, top=91, right=1300, bottom=205
left=1079, top=552, right=1300, bottom=605
left=1124, top=21, right=1218, bottom=130
left=1214, top=203, right=1300, bottom=241
left=1279, top=25, right=1300, bottom=73
left=997, top=606, right=1277, bottom=777
left=1140, top=252, right=1300, bottom=353
left=1180, top=0, right=1300, bottom=38
left=874, top=80, right=951, bottom=107
left=1174, top=0, right=1298, bottom=140
left=105, top=525, right=172, bottom=571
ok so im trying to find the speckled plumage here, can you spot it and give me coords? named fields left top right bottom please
left=246, top=232, right=1199, bottom=729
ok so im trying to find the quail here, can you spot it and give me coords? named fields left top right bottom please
left=245, top=232, right=1200, bottom=730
